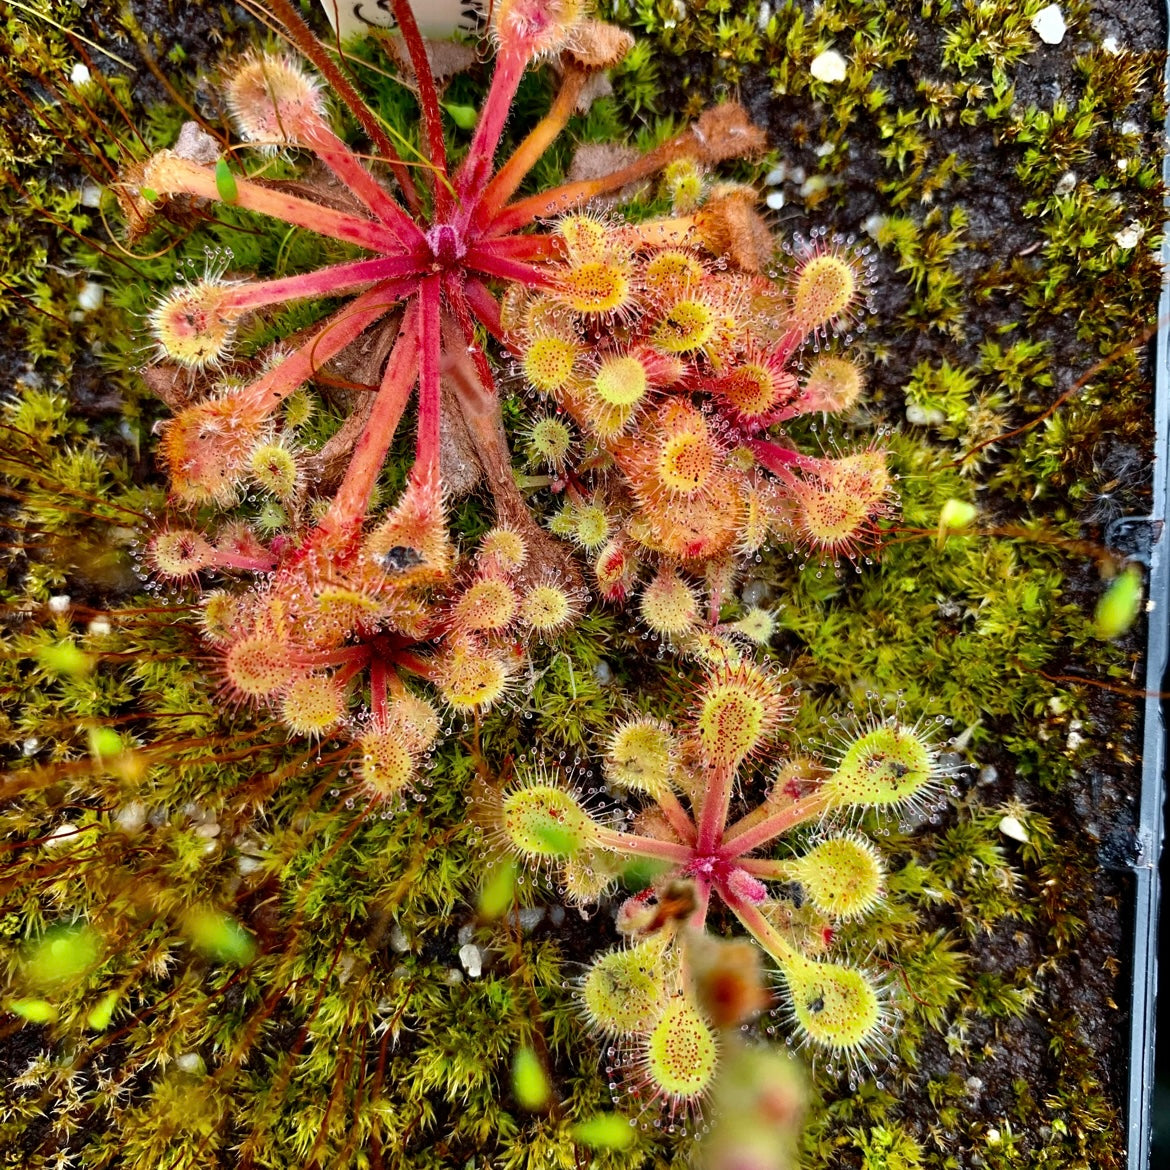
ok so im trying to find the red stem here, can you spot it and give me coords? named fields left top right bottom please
left=470, top=233, right=563, bottom=264
left=234, top=279, right=409, bottom=416
left=720, top=886, right=798, bottom=965
left=695, top=764, right=735, bottom=855
left=220, top=254, right=425, bottom=314
left=655, top=788, right=697, bottom=845
left=263, top=0, right=422, bottom=214
left=370, top=656, right=389, bottom=725
left=393, top=650, right=437, bottom=682
left=299, top=118, right=423, bottom=245
left=291, top=645, right=372, bottom=669
left=454, top=45, right=527, bottom=209
left=471, top=66, right=588, bottom=231
left=444, top=278, right=496, bottom=402
left=747, top=439, right=819, bottom=478
left=318, top=300, right=420, bottom=542
left=415, top=274, right=443, bottom=481
left=146, top=154, right=405, bottom=254
left=736, top=857, right=791, bottom=880
left=593, top=826, right=692, bottom=865
left=389, top=0, right=452, bottom=218
left=689, top=879, right=712, bottom=929
left=465, top=246, right=559, bottom=291
left=210, top=551, right=277, bottom=573
left=332, top=656, right=368, bottom=690
left=718, top=792, right=830, bottom=859
left=463, top=279, right=505, bottom=340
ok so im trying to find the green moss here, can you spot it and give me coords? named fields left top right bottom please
left=1, top=0, right=1159, bottom=1167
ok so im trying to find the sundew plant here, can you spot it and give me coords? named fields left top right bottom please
left=6, top=0, right=1155, bottom=1166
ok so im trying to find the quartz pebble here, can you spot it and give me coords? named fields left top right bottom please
left=458, top=943, right=483, bottom=978
left=78, top=282, right=104, bottom=313
left=1114, top=221, right=1145, bottom=249
left=1031, top=4, right=1066, bottom=45
left=809, top=49, right=847, bottom=84
left=998, top=815, right=1029, bottom=844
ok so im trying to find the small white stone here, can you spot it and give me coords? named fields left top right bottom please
left=863, top=213, right=886, bottom=238
left=764, top=164, right=787, bottom=186
left=799, top=174, right=827, bottom=199
left=88, top=616, right=112, bottom=637
left=22, top=737, right=40, bottom=756
left=45, top=823, right=82, bottom=848
left=987, top=1127, right=1002, bottom=1146
left=78, top=281, right=104, bottom=313
left=115, top=802, right=146, bottom=833
left=1102, top=35, right=1120, bottom=55
left=1114, top=221, right=1144, bottom=249
left=810, top=48, right=848, bottom=83
left=765, top=190, right=785, bottom=211
left=458, top=944, right=482, bottom=977
left=80, top=183, right=103, bottom=209
left=389, top=925, right=410, bottom=953
left=194, top=822, right=221, bottom=840
left=516, top=906, right=545, bottom=933
left=48, top=594, right=71, bottom=614
left=457, top=923, right=475, bottom=946
left=1055, top=171, right=1077, bottom=195
left=814, top=141, right=835, bottom=158
left=1066, top=719, right=1085, bottom=752
left=1031, top=5, right=1066, bottom=46
left=1120, top=120, right=1141, bottom=137
left=176, top=1052, right=205, bottom=1075
left=70, top=62, right=92, bottom=87
left=757, top=1, right=772, bottom=29
left=998, top=815, right=1029, bottom=844
left=906, top=402, right=945, bottom=426
left=237, top=855, right=263, bottom=876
